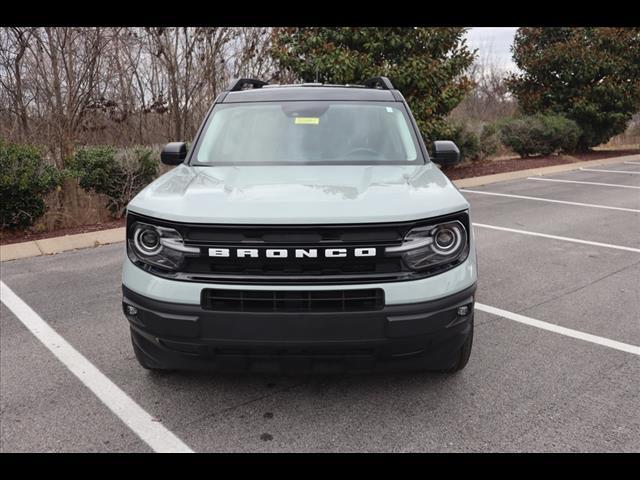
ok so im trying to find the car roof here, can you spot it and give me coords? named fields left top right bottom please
left=222, top=86, right=397, bottom=103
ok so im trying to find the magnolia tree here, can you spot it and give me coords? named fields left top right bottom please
left=507, top=27, right=640, bottom=151
left=270, top=27, right=476, bottom=143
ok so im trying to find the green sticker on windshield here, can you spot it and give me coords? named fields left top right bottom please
left=294, top=117, right=320, bottom=125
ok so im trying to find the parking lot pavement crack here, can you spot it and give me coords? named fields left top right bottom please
left=515, top=259, right=640, bottom=318
left=173, top=380, right=309, bottom=431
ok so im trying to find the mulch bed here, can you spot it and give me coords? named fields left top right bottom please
left=1, top=219, right=126, bottom=246
left=2, top=148, right=638, bottom=247
left=441, top=149, right=640, bottom=180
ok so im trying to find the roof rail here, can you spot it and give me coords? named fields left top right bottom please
left=363, top=76, right=394, bottom=90
left=227, top=78, right=268, bottom=92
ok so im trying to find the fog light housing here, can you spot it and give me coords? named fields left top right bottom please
left=457, top=305, right=470, bottom=316
left=125, top=305, right=138, bottom=316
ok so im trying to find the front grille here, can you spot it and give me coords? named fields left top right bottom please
left=183, top=223, right=409, bottom=284
left=186, top=256, right=402, bottom=277
left=201, top=288, right=384, bottom=312
left=127, top=211, right=470, bottom=285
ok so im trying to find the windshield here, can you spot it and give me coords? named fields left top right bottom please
left=191, top=101, right=423, bottom=165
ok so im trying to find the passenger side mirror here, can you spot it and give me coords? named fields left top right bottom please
left=431, top=140, right=460, bottom=167
left=161, top=142, right=188, bottom=165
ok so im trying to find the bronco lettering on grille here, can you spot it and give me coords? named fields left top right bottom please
left=208, top=247, right=377, bottom=258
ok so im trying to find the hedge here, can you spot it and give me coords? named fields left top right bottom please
left=0, top=140, right=61, bottom=229
left=498, top=113, right=582, bottom=158
left=68, top=146, right=158, bottom=219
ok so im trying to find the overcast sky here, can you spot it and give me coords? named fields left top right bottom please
left=466, top=27, right=518, bottom=72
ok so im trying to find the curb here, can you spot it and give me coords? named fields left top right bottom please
left=451, top=153, right=640, bottom=188
left=1, top=153, right=638, bottom=263
left=1, top=227, right=125, bottom=262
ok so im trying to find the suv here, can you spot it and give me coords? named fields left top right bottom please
left=122, top=76, right=477, bottom=374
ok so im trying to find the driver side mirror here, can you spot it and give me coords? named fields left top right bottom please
left=161, top=142, right=188, bottom=165
left=431, top=140, right=460, bottom=167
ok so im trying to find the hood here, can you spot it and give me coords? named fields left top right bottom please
left=127, top=163, right=468, bottom=224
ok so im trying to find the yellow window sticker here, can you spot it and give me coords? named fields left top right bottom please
left=294, top=117, right=320, bottom=125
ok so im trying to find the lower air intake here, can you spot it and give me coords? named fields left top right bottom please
left=201, top=288, right=384, bottom=313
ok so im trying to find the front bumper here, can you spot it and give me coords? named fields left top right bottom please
left=122, top=283, right=476, bottom=373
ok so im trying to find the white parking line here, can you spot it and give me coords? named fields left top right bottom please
left=624, top=161, right=640, bottom=166
left=0, top=281, right=194, bottom=453
left=528, top=177, right=640, bottom=190
left=476, top=303, right=640, bottom=356
left=461, top=189, right=640, bottom=213
left=579, top=167, right=640, bottom=175
left=472, top=223, right=640, bottom=253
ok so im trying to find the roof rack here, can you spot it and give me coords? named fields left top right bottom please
left=227, top=78, right=268, bottom=92
left=227, top=76, right=395, bottom=92
left=363, top=76, right=394, bottom=90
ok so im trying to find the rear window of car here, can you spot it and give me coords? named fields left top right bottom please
left=191, top=101, right=424, bottom=165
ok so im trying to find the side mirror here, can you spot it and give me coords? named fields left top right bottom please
left=432, top=140, right=460, bottom=167
left=161, top=142, right=188, bottom=165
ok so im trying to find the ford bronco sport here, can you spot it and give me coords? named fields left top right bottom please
left=122, top=76, right=477, bottom=373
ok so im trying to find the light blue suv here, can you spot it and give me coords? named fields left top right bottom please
left=122, top=77, right=477, bottom=373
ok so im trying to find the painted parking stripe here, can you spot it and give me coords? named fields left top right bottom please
left=461, top=189, right=640, bottom=213
left=0, top=281, right=194, bottom=453
left=579, top=167, right=640, bottom=175
left=472, top=223, right=640, bottom=253
left=476, top=303, right=640, bottom=356
left=623, top=161, right=640, bottom=166
left=528, top=177, right=640, bottom=190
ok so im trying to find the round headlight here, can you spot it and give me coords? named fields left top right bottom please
left=431, top=225, right=463, bottom=255
left=134, top=227, right=161, bottom=255
left=435, top=228, right=455, bottom=249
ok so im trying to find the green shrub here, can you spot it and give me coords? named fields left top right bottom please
left=69, top=146, right=158, bottom=219
left=0, top=140, right=61, bottom=230
left=499, top=113, right=581, bottom=158
left=479, top=123, right=501, bottom=160
left=446, top=122, right=481, bottom=162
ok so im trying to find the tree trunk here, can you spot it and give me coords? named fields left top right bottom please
left=13, top=42, right=29, bottom=140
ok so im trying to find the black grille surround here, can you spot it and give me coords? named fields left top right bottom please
left=126, top=211, right=470, bottom=285
left=201, top=288, right=384, bottom=313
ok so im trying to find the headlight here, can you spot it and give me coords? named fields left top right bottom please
left=386, top=220, right=468, bottom=271
left=133, top=226, right=162, bottom=255
left=127, top=221, right=200, bottom=271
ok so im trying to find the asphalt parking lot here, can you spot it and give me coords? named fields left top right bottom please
left=1, top=159, right=639, bottom=452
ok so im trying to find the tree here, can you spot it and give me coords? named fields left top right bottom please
left=271, top=27, right=476, bottom=142
left=0, top=27, right=273, bottom=150
left=449, top=48, right=517, bottom=126
left=28, top=27, right=109, bottom=165
left=507, top=27, right=640, bottom=151
left=142, top=27, right=234, bottom=141
left=0, top=28, right=35, bottom=141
